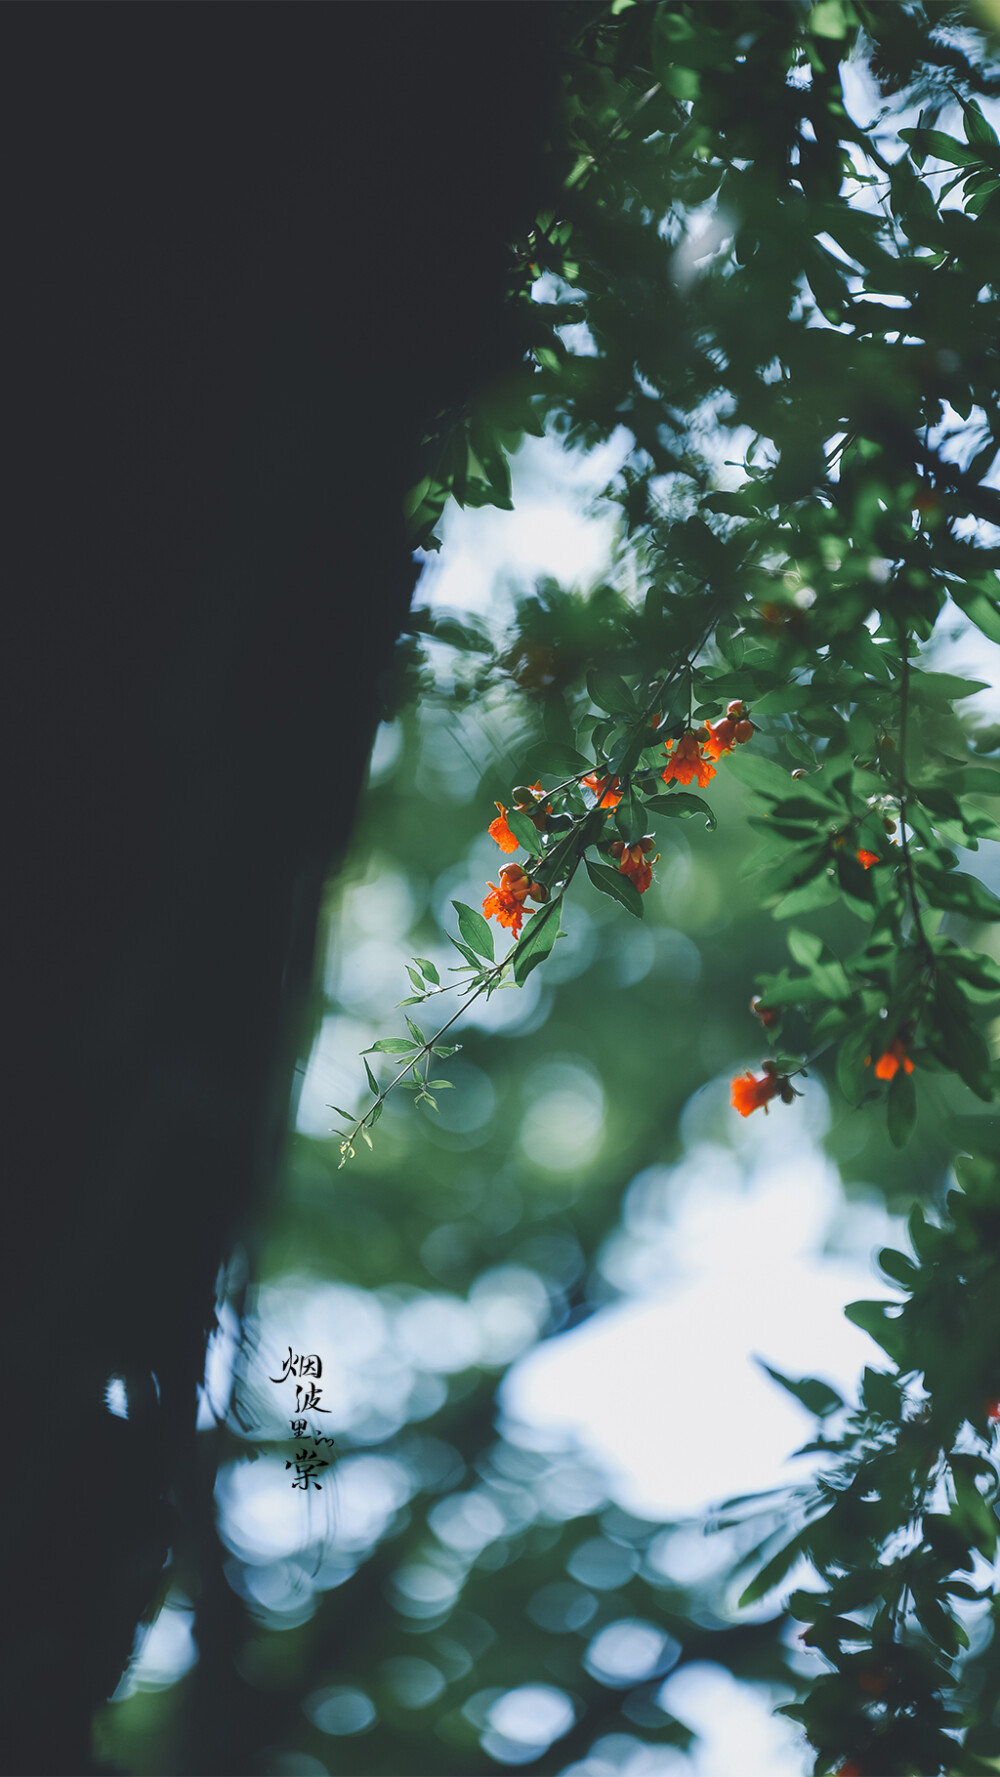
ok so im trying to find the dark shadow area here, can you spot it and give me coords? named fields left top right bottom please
left=3, top=8, right=565, bottom=1770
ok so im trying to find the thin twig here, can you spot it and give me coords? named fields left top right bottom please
left=896, top=630, right=934, bottom=967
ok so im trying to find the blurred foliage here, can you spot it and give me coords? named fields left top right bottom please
left=95, top=2, right=1000, bottom=1774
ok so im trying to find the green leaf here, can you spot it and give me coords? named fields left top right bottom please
left=452, top=900, right=495, bottom=960
left=898, top=127, right=985, bottom=168
left=725, top=750, right=800, bottom=798
left=908, top=668, right=990, bottom=705
left=405, top=1018, right=426, bottom=1046
left=759, top=1363, right=843, bottom=1418
left=844, top=1299, right=906, bottom=1363
left=644, top=791, right=717, bottom=829
left=449, top=936, right=489, bottom=972
left=917, top=867, right=1000, bottom=922
left=946, top=578, right=1000, bottom=646
left=505, top=808, right=544, bottom=854
left=585, top=858, right=644, bottom=918
left=808, top=0, right=850, bottom=38
left=962, top=95, right=1000, bottom=150
left=773, top=873, right=841, bottom=919
left=887, top=1067, right=917, bottom=1147
left=737, top=1531, right=806, bottom=1608
left=860, top=1366, right=903, bottom=1421
left=967, top=177, right=1000, bottom=216
left=365, top=1037, right=419, bottom=1056
left=787, top=927, right=823, bottom=969
left=522, top=742, right=592, bottom=778
left=512, top=906, right=561, bottom=985
left=414, top=957, right=440, bottom=985
left=587, top=668, right=635, bottom=716
left=363, top=1057, right=379, bottom=1095
left=406, top=966, right=425, bottom=993
left=877, top=1247, right=918, bottom=1287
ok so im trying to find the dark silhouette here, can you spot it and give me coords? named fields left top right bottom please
left=4, top=9, right=562, bottom=1770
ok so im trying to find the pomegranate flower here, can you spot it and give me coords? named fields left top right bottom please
left=488, top=804, right=519, bottom=853
left=731, top=1068, right=781, bottom=1117
left=488, top=783, right=553, bottom=851
left=856, top=849, right=879, bottom=869
left=482, top=863, right=546, bottom=937
left=661, top=731, right=716, bottom=789
left=869, top=1039, right=914, bottom=1082
left=702, top=717, right=737, bottom=761
left=731, top=1060, right=796, bottom=1117
left=610, top=836, right=657, bottom=894
left=582, top=772, right=623, bottom=811
left=703, top=702, right=754, bottom=761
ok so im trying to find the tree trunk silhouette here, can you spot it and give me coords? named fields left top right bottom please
left=4, top=9, right=562, bottom=1770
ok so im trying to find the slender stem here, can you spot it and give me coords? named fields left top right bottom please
left=896, top=632, right=934, bottom=967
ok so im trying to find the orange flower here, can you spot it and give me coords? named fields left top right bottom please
left=483, top=864, right=545, bottom=936
left=488, top=804, right=519, bottom=853
left=582, top=772, right=623, bottom=811
left=483, top=882, right=525, bottom=934
left=856, top=849, right=879, bottom=869
left=615, top=838, right=657, bottom=894
left=661, top=731, right=716, bottom=789
left=702, top=717, right=737, bottom=761
left=868, top=1039, right=914, bottom=1082
left=488, top=784, right=552, bottom=851
left=731, top=1067, right=781, bottom=1117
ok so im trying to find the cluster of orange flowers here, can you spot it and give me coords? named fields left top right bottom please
left=661, top=701, right=754, bottom=789
left=482, top=863, right=548, bottom=937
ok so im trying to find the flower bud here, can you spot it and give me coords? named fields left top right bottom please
left=512, top=785, right=534, bottom=806
left=609, top=839, right=624, bottom=857
left=790, top=768, right=807, bottom=779
left=528, top=881, right=548, bottom=902
left=883, top=816, right=897, bottom=835
left=726, top=701, right=746, bottom=719
left=734, top=720, right=754, bottom=743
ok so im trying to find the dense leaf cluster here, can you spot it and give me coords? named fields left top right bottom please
left=724, top=1140, right=1000, bottom=1775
